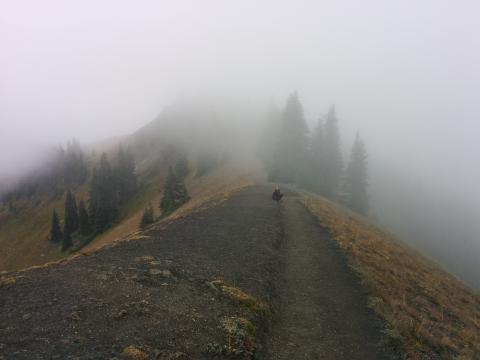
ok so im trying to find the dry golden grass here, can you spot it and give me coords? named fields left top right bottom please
left=304, top=195, right=480, bottom=359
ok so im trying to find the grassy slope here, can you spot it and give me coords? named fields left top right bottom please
left=0, top=195, right=71, bottom=271
left=0, top=164, right=256, bottom=272
left=304, top=194, right=480, bottom=359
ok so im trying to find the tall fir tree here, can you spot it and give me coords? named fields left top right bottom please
left=322, top=105, right=343, bottom=198
left=49, top=209, right=62, bottom=243
left=88, top=166, right=99, bottom=225
left=78, top=199, right=91, bottom=235
left=116, top=146, right=137, bottom=203
left=89, top=153, right=119, bottom=234
left=344, top=133, right=369, bottom=215
left=139, top=203, right=154, bottom=228
left=62, top=233, right=72, bottom=251
left=270, top=92, right=309, bottom=184
left=308, top=118, right=325, bottom=193
left=160, top=167, right=189, bottom=216
left=63, top=189, right=79, bottom=238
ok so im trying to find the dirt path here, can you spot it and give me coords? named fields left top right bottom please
left=267, top=190, right=394, bottom=359
left=0, top=185, right=396, bottom=359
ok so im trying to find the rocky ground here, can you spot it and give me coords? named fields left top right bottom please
left=0, top=185, right=398, bottom=359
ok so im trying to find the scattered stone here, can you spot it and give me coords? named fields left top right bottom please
left=148, top=261, right=163, bottom=267
left=155, top=350, right=190, bottom=360
left=22, top=313, right=31, bottom=321
left=97, top=272, right=108, bottom=281
left=134, top=256, right=155, bottom=263
left=114, top=309, right=128, bottom=319
left=122, top=345, right=148, bottom=360
left=148, top=268, right=163, bottom=276
left=148, top=269, right=172, bottom=278
left=67, top=311, right=82, bottom=321
left=205, top=342, right=222, bottom=355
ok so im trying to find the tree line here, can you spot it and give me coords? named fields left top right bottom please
left=2, top=139, right=87, bottom=203
left=49, top=146, right=137, bottom=250
left=263, top=92, right=369, bottom=215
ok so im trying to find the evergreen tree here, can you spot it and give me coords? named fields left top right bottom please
left=89, top=153, right=119, bottom=234
left=63, top=189, right=79, bottom=237
left=49, top=209, right=62, bottom=243
left=139, top=204, right=154, bottom=228
left=116, top=146, right=137, bottom=203
left=322, top=105, right=343, bottom=198
left=88, top=166, right=99, bottom=225
left=62, top=233, right=72, bottom=251
left=345, top=133, right=369, bottom=215
left=78, top=199, right=91, bottom=235
left=269, top=92, right=309, bottom=184
left=308, top=118, right=325, bottom=193
left=160, top=167, right=189, bottom=216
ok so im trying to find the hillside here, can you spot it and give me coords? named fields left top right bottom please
left=1, top=185, right=479, bottom=359
left=0, top=164, right=256, bottom=272
left=0, top=102, right=262, bottom=272
left=1, top=103, right=479, bottom=359
left=304, top=193, right=480, bottom=359
left=0, top=185, right=398, bottom=360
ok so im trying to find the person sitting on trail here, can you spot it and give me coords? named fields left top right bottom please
left=272, top=186, right=283, bottom=202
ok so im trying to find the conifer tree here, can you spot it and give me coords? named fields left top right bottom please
left=78, top=199, right=91, bottom=235
left=270, top=92, right=309, bottom=184
left=62, top=233, right=72, bottom=251
left=160, top=167, right=189, bottom=216
left=88, top=166, right=99, bottom=224
left=63, top=189, right=79, bottom=238
left=89, top=153, right=119, bottom=233
left=139, top=204, right=154, bottom=228
left=49, top=209, right=62, bottom=243
left=322, top=105, right=343, bottom=197
left=345, top=133, right=369, bottom=215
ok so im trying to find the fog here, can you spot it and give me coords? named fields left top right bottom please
left=1, top=1, right=480, bottom=287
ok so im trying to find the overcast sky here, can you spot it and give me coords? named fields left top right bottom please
left=0, top=0, right=478, bottom=184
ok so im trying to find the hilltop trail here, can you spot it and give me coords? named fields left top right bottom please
left=0, top=185, right=395, bottom=359
left=267, top=190, right=393, bottom=359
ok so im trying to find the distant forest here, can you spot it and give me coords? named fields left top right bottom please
left=261, top=92, right=369, bottom=215
left=1, top=93, right=370, bottom=251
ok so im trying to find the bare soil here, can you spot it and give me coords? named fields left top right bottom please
left=0, top=185, right=397, bottom=359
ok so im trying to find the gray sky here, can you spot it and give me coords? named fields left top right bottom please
left=2, top=0, right=476, bottom=190
left=1, top=0, right=479, bottom=192
left=1, top=1, right=480, bottom=284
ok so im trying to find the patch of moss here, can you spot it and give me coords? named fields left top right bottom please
left=209, top=279, right=269, bottom=313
